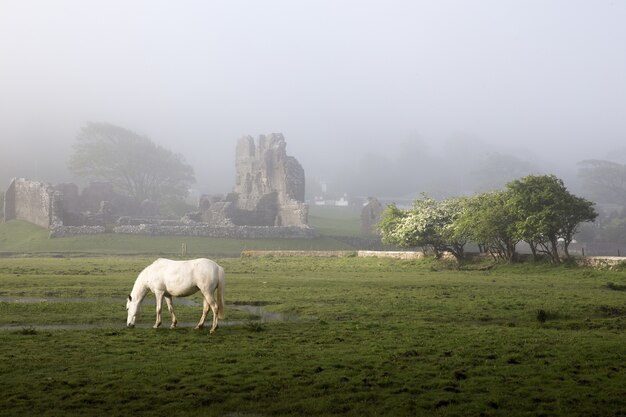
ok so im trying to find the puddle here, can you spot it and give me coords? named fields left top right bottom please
left=0, top=297, right=301, bottom=331
left=231, top=304, right=299, bottom=323
left=0, top=297, right=198, bottom=306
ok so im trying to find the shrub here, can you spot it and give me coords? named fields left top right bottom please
left=536, top=309, right=560, bottom=323
left=606, top=282, right=626, bottom=291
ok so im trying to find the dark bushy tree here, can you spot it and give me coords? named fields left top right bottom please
left=69, top=122, right=195, bottom=208
left=507, top=175, right=597, bottom=263
left=457, top=191, right=521, bottom=262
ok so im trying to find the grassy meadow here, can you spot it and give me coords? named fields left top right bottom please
left=0, top=255, right=625, bottom=417
left=0, top=206, right=368, bottom=257
left=0, top=207, right=625, bottom=416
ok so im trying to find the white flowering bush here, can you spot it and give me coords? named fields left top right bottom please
left=378, top=194, right=469, bottom=260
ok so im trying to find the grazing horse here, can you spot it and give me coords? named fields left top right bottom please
left=126, top=258, right=225, bottom=333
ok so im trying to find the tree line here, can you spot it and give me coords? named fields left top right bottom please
left=378, top=175, right=598, bottom=264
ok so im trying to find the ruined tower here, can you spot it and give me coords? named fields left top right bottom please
left=231, top=134, right=308, bottom=226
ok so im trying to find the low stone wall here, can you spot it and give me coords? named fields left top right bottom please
left=241, top=250, right=353, bottom=258
left=357, top=250, right=425, bottom=260
left=49, top=225, right=106, bottom=238
left=241, top=250, right=425, bottom=259
left=112, top=224, right=319, bottom=239
left=240, top=250, right=626, bottom=269
left=575, top=256, right=626, bottom=269
left=46, top=222, right=320, bottom=239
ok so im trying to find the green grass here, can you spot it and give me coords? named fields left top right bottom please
left=0, top=220, right=358, bottom=257
left=0, top=256, right=625, bottom=416
left=308, top=205, right=362, bottom=236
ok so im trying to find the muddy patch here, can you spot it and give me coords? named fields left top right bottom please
left=0, top=297, right=303, bottom=331
left=231, top=304, right=299, bottom=323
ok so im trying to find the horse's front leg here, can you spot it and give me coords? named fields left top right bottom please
left=153, top=291, right=164, bottom=329
left=164, top=295, right=177, bottom=329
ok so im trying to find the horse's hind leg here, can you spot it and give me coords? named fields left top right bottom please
left=205, top=293, right=220, bottom=334
left=208, top=298, right=219, bottom=334
left=164, top=295, right=177, bottom=329
left=195, top=297, right=209, bottom=330
left=197, top=291, right=219, bottom=333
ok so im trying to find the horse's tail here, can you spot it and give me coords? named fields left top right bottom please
left=217, top=266, right=225, bottom=319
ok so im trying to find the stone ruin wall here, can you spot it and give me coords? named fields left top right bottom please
left=3, top=178, right=61, bottom=228
left=2, top=178, right=161, bottom=237
left=193, top=133, right=310, bottom=229
left=361, top=197, right=384, bottom=236
left=227, top=133, right=308, bottom=227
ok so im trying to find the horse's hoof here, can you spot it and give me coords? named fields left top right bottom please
left=210, top=329, right=216, bottom=334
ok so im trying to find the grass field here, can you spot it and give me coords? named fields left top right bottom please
left=0, top=256, right=625, bottom=416
left=0, top=206, right=368, bottom=257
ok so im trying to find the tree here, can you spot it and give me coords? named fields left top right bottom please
left=507, top=175, right=597, bottom=263
left=578, top=160, right=626, bottom=206
left=378, top=195, right=469, bottom=261
left=69, top=122, right=195, bottom=207
left=456, top=191, right=521, bottom=262
left=378, top=203, right=414, bottom=247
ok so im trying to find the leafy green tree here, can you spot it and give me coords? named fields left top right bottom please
left=507, top=175, right=597, bottom=263
left=435, top=197, right=470, bottom=260
left=457, top=191, right=521, bottom=262
left=69, top=122, right=195, bottom=207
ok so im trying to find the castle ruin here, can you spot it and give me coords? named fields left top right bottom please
left=3, top=133, right=316, bottom=239
left=198, top=133, right=308, bottom=227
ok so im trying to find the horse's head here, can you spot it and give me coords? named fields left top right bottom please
left=126, top=294, right=140, bottom=327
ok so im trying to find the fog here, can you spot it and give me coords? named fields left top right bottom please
left=1, top=1, right=625, bottom=200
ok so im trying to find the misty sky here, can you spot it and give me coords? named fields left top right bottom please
left=1, top=1, right=625, bottom=197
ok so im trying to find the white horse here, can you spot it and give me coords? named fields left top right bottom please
left=126, top=258, right=225, bottom=333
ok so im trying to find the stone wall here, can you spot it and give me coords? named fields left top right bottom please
left=55, top=181, right=143, bottom=225
left=574, top=256, right=626, bottom=269
left=49, top=225, right=106, bottom=238
left=240, top=250, right=427, bottom=259
left=113, top=224, right=319, bottom=239
left=3, top=178, right=61, bottom=228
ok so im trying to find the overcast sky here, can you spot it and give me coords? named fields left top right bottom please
left=1, top=1, right=625, bottom=195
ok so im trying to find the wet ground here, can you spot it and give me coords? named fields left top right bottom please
left=0, top=297, right=301, bottom=331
